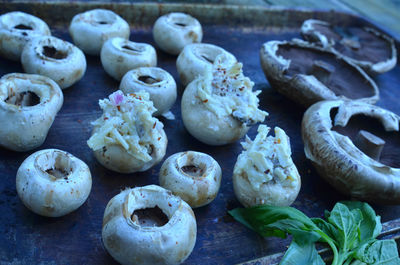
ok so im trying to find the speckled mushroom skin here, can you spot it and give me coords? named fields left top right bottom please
left=259, top=39, right=379, bottom=107
left=16, top=149, right=92, bottom=217
left=159, top=151, right=222, bottom=208
left=301, top=19, right=397, bottom=75
left=93, top=129, right=167, bottom=174
left=0, top=11, right=51, bottom=61
left=0, top=73, right=63, bottom=152
left=102, top=185, right=197, bottom=265
left=181, top=79, right=249, bottom=146
left=302, top=99, right=400, bottom=204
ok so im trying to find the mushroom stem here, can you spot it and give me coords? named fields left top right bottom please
left=311, top=60, right=335, bottom=84
left=354, top=130, right=385, bottom=160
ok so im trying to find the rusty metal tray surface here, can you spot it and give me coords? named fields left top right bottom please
left=0, top=2, right=400, bottom=265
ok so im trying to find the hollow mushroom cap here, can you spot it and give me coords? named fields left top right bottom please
left=302, top=99, right=400, bottom=204
left=119, top=67, right=177, bottom=116
left=0, top=11, right=51, bottom=61
left=181, top=54, right=267, bottom=146
left=152, top=12, right=202, bottom=55
left=233, top=125, right=301, bottom=207
left=159, top=151, right=222, bottom=208
left=21, top=35, right=86, bottom=89
left=0, top=73, right=63, bottom=152
left=87, top=91, right=167, bottom=173
left=259, top=39, right=379, bottom=107
left=101, top=37, right=157, bottom=81
left=16, top=149, right=92, bottom=217
left=176, top=43, right=236, bottom=87
left=69, top=9, right=130, bottom=56
left=102, top=185, right=197, bottom=265
left=301, top=19, right=397, bottom=75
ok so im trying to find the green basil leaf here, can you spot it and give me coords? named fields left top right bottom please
left=312, top=218, right=340, bottom=245
left=328, top=203, right=362, bottom=250
left=355, top=239, right=400, bottom=264
left=229, top=205, right=318, bottom=238
left=279, top=240, right=325, bottom=265
left=341, top=201, right=382, bottom=240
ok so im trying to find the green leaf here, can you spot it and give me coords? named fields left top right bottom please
left=341, top=201, right=382, bottom=241
left=355, top=239, right=400, bottom=264
left=228, top=205, right=318, bottom=238
left=279, top=240, right=325, bottom=265
left=312, top=218, right=340, bottom=245
left=328, top=203, right=362, bottom=250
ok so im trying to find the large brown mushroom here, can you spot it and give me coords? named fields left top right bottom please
left=260, top=39, right=379, bottom=107
left=302, top=99, right=400, bottom=204
left=301, top=19, right=397, bottom=75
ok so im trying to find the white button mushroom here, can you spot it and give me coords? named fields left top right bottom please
left=159, top=151, right=222, bottom=208
left=119, top=67, right=177, bottom=117
left=153, top=12, right=202, bottom=55
left=69, top=9, right=130, bottom=56
left=16, top=149, right=92, bottom=217
left=101, top=37, right=157, bottom=81
left=21, top=36, right=86, bottom=89
left=0, top=73, right=63, bottom=152
left=181, top=54, right=268, bottom=145
left=0, top=11, right=50, bottom=61
left=176, top=43, right=236, bottom=86
left=87, top=90, right=167, bottom=173
left=233, top=125, right=301, bottom=207
left=102, top=185, right=197, bottom=265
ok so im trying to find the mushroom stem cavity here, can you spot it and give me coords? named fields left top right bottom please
left=138, top=75, right=160, bottom=84
left=354, top=130, right=385, bottom=161
left=14, top=24, right=33, bottom=30
left=131, top=206, right=169, bottom=227
left=42, top=46, right=68, bottom=60
left=181, top=165, right=204, bottom=177
left=5, top=91, right=40, bottom=106
left=35, top=151, right=74, bottom=180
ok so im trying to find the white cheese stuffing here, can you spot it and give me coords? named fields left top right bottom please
left=234, top=125, right=300, bottom=190
left=87, top=90, right=164, bottom=162
left=197, top=54, right=268, bottom=125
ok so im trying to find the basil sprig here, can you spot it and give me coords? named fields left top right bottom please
left=229, top=201, right=400, bottom=265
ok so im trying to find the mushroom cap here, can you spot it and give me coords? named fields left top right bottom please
left=69, top=9, right=130, bottom=56
left=0, top=73, right=63, bottom=152
left=259, top=39, right=379, bottom=107
left=301, top=19, right=397, bottom=75
left=102, top=185, right=197, bottom=265
left=93, top=129, right=167, bottom=174
left=16, top=149, right=92, bottom=217
left=302, top=99, right=400, bottom=204
left=0, top=11, right=51, bottom=61
left=159, top=151, right=222, bottom=208
left=152, top=12, right=202, bottom=55
left=101, top=37, right=157, bottom=81
left=181, top=79, right=249, bottom=145
left=176, top=43, right=236, bottom=87
left=119, top=67, right=177, bottom=116
left=21, top=35, right=86, bottom=89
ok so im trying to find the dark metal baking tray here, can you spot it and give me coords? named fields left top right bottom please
left=0, top=2, right=399, bottom=264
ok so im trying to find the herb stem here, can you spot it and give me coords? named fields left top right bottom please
left=317, top=230, right=340, bottom=265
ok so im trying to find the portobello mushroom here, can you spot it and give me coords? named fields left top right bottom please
left=260, top=39, right=379, bottom=107
left=301, top=19, right=397, bottom=75
left=302, top=99, right=400, bottom=204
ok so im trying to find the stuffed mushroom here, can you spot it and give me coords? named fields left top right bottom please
left=260, top=39, right=379, bottom=107
left=233, top=125, right=301, bottom=207
left=301, top=19, right=397, bottom=75
left=176, top=43, right=236, bottom=87
left=102, top=185, right=197, bottom=265
left=181, top=54, right=268, bottom=145
left=153, top=12, right=202, bottom=55
left=0, top=73, right=63, bottom=152
left=302, top=99, right=400, bottom=204
left=0, top=11, right=51, bottom=61
left=87, top=90, right=167, bottom=173
left=16, top=149, right=92, bottom=217
left=159, top=151, right=222, bottom=208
